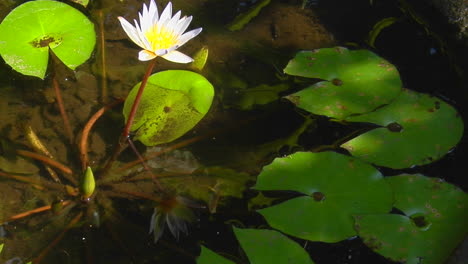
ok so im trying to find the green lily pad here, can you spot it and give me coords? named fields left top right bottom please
left=283, top=47, right=402, bottom=119
left=123, top=70, right=215, bottom=146
left=0, top=0, right=96, bottom=79
left=197, top=246, right=235, bottom=264
left=254, top=151, right=393, bottom=243
left=342, top=89, right=464, bottom=169
left=355, top=174, right=468, bottom=264
left=233, top=227, right=315, bottom=264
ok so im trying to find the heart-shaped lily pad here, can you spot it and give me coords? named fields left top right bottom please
left=355, top=174, right=468, bottom=264
left=197, top=228, right=315, bottom=264
left=283, top=47, right=402, bottom=119
left=0, top=0, right=96, bottom=79
left=123, top=70, right=214, bottom=146
left=233, top=227, right=315, bottom=264
left=254, top=151, right=393, bottom=243
left=197, top=246, right=235, bottom=264
left=342, top=89, right=464, bottom=169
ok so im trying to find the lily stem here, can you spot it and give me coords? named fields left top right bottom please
left=121, top=59, right=156, bottom=141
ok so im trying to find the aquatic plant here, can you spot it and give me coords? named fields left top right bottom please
left=197, top=228, right=315, bottom=264
left=0, top=0, right=95, bottom=79
left=0, top=0, right=210, bottom=262
left=118, top=0, right=202, bottom=62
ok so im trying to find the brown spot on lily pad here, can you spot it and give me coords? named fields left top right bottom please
left=30, top=35, right=62, bottom=48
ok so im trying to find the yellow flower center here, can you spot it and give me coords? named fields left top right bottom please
left=145, top=25, right=178, bottom=52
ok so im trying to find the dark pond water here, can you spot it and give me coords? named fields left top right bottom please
left=0, top=0, right=466, bottom=263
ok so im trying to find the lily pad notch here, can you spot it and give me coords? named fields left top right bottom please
left=0, top=0, right=96, bottom=79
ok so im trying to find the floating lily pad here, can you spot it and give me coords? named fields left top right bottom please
left=197, top=246, right=235, bottom=264
left=342, top=89, right=464, bottom=169
left=283, top=47, right=402, bottom=119
left=355, top=174, right=468, bottom=264
left=0, top=0, right=96, bottom=79
left=254, top=151, right=393, bottom=242
left=233, top=227, right=315, bottom=264
left=123, top=70, right=215, bottom=146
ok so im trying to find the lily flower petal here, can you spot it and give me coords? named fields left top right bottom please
left=162, top=50, right=193, bottom=63
left=118, top=16, right=144, bottom=48
left=118, top=1, right=202, bottom=62
left=139, top=50, right=157, bottom=61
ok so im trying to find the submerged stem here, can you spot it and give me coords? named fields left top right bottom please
left=53, top=77, right=74, bottom=144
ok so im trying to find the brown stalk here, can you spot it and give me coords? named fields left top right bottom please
left=16, top=149, right=73, bottom=175
left=53, top=77, right=74, bottom=144
left=0, top=171, right=62, bottom=191
left=126, top=137, right=163, bottom=191
left=98, top=10, right=108, bottom=104
left=3, top=200, right=72, bottom=224
left=79, top=99, right=124, bottom=171
left=34, top=211, right=83, bottom=264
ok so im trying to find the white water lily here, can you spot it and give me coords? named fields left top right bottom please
left=118, top=0, right=202, bottom=62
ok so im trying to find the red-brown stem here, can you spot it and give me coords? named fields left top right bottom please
left=80, top=99, right=124, bottom=171
left=121, top=59, right=156, bottom=141
left=102, top=59, right=156, bottom=174
left=33, top=211, right=83, bottom=264
left=16, top=149, right=73, bottom=175
left=4, top=200, right=72, bottom=223
left=53, top=77, right=73, bottom=144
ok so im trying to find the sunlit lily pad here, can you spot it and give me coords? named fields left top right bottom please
left=123, top=70, right=214, bottom=146
left=283, top=47, right=402, bottom=119
left=342, top=89, right=464, bottom=169
left=355, top=174, right=468, bottom=264
left=0, top=0, right=96, bottom=79
left=254, top=151, right=393, bottom=242
left=233, top=227, right=315, bottom=264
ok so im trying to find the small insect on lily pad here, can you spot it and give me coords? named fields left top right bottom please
left=253, top=151, right=393, bottom=243
left=0, top=0, right=96, bottom=79
left=123, top=70, right=215, bottom=146
left=355, top=174, right=468, bottom=264
left=283, top=47, right=402, bottom=119
left=342, top=89, right=464, bottom=169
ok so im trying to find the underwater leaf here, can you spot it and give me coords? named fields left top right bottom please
left=197, top=245, right=236, bottom=264
left=227, top=0, right=271, bottom=31
left=160, top=166, right=252, bottom=213
left=233, top=227, right=315, bottom=264
left=342, top=89, right=464, bottom=169
left=0, top=0, right=96, bottom=79
left=254, top=151, right=392, bottom=243
left=227, top=83, right=290, bottom=110
left=123, top=70, right=214, bottom=146
left=355, top=174, right=468, bottom=264
left=69, top=0, right=89, bottom=7
left=283, top=47, right=402, bottom=119
left=190, top=46, right=209, bottom=71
